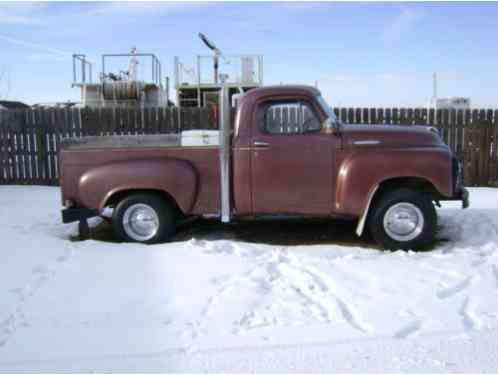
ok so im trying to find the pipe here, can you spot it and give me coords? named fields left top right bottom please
left=218, top=77, right=231, bottom=223
left=214, top=55, right=219, bottom=84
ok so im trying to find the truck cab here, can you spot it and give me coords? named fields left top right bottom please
left=60, top=85, right=468, bottom=250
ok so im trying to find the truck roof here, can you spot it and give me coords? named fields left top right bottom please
left=243, top=85, right=321, bottom=100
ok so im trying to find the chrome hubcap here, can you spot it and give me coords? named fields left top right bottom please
left=123, top=204, right=159, bottom=242
left=383, top=202, right=424, bottom=242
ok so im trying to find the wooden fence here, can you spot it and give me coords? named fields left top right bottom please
left=0, top=106, right=497, bottom=187
left=0, top=107, right=217, bottom=186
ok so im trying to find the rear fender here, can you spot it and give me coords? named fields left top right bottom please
left=78, top=158, right=198, bottom=213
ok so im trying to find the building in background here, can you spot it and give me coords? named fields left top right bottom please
left=0, top=100, right=29, bottom=110
left=430, top=73, right=471, bottom=110
left=434, top=97, right=471, bottom=110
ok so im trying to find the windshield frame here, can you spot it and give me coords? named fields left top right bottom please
left=316, top=95, right=339, bottom=125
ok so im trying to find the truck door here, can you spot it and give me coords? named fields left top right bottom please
left=250, top=98, right=333, bottom=215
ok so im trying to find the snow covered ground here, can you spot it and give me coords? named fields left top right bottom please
left=0, top=186, right=497, bottom=372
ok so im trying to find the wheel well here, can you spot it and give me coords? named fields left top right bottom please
left=104, top=189, right=183, bottom=218
left=372, top=177, right=440, bottom=209
left=356, top=177, right=440, bottom=237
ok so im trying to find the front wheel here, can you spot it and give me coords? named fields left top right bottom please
left=368, top=189, right=437, bottom=250
left=112, top=193, right=175, bottom=244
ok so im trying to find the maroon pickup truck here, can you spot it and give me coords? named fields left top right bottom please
left=60, top=85, right=468, bottom=250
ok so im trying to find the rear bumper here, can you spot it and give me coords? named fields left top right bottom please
left=441, top=187, right=469, bottom=209
left=461, top=187, right=470, bottom=209
left=62, top=207, right=99, bottom=223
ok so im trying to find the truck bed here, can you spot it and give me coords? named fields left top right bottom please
left=60, top=135, right=221, bottom=215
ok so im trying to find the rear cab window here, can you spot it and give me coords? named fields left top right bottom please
left=258, top=99, right=322, bottom=135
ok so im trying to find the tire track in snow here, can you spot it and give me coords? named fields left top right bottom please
left=0, top=243, right=75, bottom=348
left=436, top=275, right=478, bottom=299
left=492, top=265, right=498, bottom=289
left=334, top=297, right=374, bottom=334
left=394, top=320, right=422, bottom=339
left=181, top=241, right=263, bottom=351
left=189, top=241, right=374, bottom=344
left=206, top=241, right=374, bottom=333
left=460, top=297, right=482, bottom=331
left=297, top=264, right=374, bottom=334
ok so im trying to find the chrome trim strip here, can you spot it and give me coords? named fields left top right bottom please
left=353, top=140, right=381, bottom=145
left=356, top=185, right=379, bottom=237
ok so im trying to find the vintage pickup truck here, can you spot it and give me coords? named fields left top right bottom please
left=60, top=85, right=468, bottom=250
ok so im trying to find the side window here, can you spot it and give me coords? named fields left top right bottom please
left=260, top=100, right=321, bottom=134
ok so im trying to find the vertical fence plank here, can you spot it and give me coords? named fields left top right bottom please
left=0, top=110, right=7, bottom=183
left=392, top=108, right=399, bottom=125
left=421, top=108, right=428, bottom=125
left=24, top=110, right=34, bottom=183
left=407, top=108, right=414, bottom=125
left=377, top=108, right=384, bottom=124
left=10, top=110, right=19, bottom=184
left=448, top=109, right=456, bottom=152
left=171, top=107, right=179, bottom=134
left=414, top=108, right=421, bottom=124
left=362, top=108, right=369, bottom=124
left=274, top=106, right=282, bottom=133
left=369, top=108, right=377, bottom=124
left=455, top=110, right=464, bottom=163
left=124, top=108, right=132, bottom=134
left=47, top=108, right=56, bottom=184
left=339, top=108, right=346, bottom=123
left=36, top=108, right=47, bottom=184
left=481, top=109, right=492, bottom=186
left=385, top=108, right=391, bottom=125
left=399, top=108, right=407, bottom=125
left=443, top=109, right=451, bottom=146
left=282, top=107, right=289, bottom=133
left=162, top=108, right=171, bottom=133
left=469, top=109, right=479, bottom=186
left=354, top=108, right=361, bottom=124
left=491, top=110, right=498, bottom=184
left=347, top=108, right=354, bottom=124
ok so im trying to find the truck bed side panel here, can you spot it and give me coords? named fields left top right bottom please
left=61, top=147, right=220, bottom=215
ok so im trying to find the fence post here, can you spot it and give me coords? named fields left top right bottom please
left=0, top=110, right=6, bottom=184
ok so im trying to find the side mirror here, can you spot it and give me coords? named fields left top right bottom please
left=322, top=118, right=339, bottom=134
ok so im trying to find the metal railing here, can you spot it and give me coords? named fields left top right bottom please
left=175, top=54, right=263, bottom=88
left=101, top=53, right=162, bottom=86
left=72, top=54, right=93, bottom=86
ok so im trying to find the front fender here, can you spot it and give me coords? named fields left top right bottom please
left=78, top=158, right=198, bottom=213
left=335, top=147, right=452, bottom=217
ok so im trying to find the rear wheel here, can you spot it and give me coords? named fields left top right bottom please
left=112, top=193, right=175, bottom=244
left=368, top=189, right=437, bottom=250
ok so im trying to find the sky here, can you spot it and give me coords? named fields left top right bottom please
left=0, top=1, right=498, bottom=107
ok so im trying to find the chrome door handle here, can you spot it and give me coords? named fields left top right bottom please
left=253, top=141, right=270, bottom=148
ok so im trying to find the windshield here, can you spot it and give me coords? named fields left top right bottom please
left=316, top=95, right=339, bottom=123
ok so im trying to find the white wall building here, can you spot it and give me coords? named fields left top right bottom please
left=434, top=97, right=471, bottom=110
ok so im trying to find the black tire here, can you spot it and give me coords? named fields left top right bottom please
left=368, top=188, right=437, bottom=251
left=112, top=193, right=175, bottom=244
